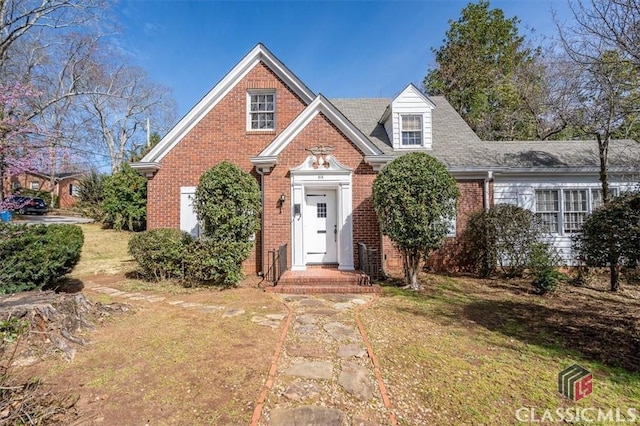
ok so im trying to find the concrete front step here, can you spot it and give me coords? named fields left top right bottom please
left=265, top=284, right=382, bottom=294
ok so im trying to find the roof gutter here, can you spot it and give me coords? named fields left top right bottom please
left=130, top=162, right=161, bottom=178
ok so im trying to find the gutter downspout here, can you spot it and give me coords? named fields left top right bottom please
left=256, top=168, right=265, bottom=276
left=484, top=170, right=493, bottom=210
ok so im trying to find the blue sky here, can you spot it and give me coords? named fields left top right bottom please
left=117, top=0, right=572, bottom=118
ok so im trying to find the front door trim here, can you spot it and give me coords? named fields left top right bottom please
left=290, top=155, right=354, bottom=271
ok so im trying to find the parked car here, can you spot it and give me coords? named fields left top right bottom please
left=4, top=195, right=48, bottom=215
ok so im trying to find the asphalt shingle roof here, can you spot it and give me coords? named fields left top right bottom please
left=331, top=96, right=640, bottom=170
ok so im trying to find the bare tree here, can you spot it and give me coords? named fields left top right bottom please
left=556, top=0, right=640, bottom=291
left=77, top=48, right=175, bottom=173
left=0, top=0, right=106, bottom=66
left=560, top=0, right=640, bottom=69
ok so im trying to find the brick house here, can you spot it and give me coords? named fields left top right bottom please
left=132, top=44, right=640, bottom=276
left=4, top=171, right=84, bottom=208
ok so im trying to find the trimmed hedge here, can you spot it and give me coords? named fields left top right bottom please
left=128, top=229, right=248, bottom=288
left=128, top=229, right=192, bottom=281
left=0, top=223, right=84, bottom=294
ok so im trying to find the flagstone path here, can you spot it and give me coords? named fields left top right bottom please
left=252, top=294, right=397, bottom=426
left=83, top=279, right=397, bottom=425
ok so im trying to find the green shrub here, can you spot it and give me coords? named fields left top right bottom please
left=0, top=223, right=84, bottom=294
left=372, top=152, right=458, bottom=290
left=183, top=239, right=247, bottom=288
left=190, top=162, right=261, bottom=287
left=101, top=164, right=147, bottom=231
left=574, top=192, right=640, bottom=291
left=464, top=205, right=543, bottom=278
left=76, top=171, right=106, bottom=220
left=128, top=229, right=192, bottom=281
left=528, top=242, right=565, bottom=294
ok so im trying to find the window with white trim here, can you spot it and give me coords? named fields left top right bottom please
left=591, top=188, right=618, bottom=210
left=30, top=181, right=40, bottom=190
left=248, top=91, right=275, bottom=130
left=69, top=184, right=80, bottom=197
left=401, top=115, right=422, bottom=146
left=563, top=189, right=588, bottom=233
left=535, top=188, right=618, bottom=235
left=535, top=190, right=560, bottom=233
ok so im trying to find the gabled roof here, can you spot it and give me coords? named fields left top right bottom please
left=379, top=83, right=436, bottom=124
left=330, top=96, right=640, bottom=171
left=255, top=94, right=385, bottom=158
left=251, top=95, right=390, bottom=171
left=14, top=171, right=86, bottom=181
left=332, top=96, right=482, bottom=156
left=139, top=43, right=316, bottom=164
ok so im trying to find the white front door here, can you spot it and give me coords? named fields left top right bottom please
left=304, top=190, right=337, bottom=264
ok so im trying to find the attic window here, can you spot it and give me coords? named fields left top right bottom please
left=248, top=91, right=275, bottom=131
left=401, top=115, right=422, bottom=146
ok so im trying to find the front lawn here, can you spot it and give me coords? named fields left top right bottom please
left=362, top=276, right=640, bottom=425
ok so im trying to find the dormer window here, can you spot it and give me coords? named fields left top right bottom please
left=248, top=91, right=275, bottom=131
left=401, top=115, right=423, bottom=146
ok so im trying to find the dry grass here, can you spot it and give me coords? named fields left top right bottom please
left=362, top=275, right=640, bottom=425
left=71, top=224, right=135, bottom=277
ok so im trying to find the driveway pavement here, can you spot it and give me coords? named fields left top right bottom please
left=11, top=215, right=94, bottom=225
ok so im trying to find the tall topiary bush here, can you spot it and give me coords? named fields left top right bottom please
left=191, top=162, right=261, bottom=286
left=0, top=223, right=84, bottom=294
left=101, top=164, right=147, bottom=231
left=372, top=152, right=459, bottom=290
left=574, top=192, right=640, bottom=291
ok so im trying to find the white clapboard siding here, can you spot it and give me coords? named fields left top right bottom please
left=381, top=85, right=434, bottom=150
left=494, top=175, right=638, bottom=265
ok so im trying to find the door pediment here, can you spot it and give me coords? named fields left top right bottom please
left=290, top=155, right=352, bottom=176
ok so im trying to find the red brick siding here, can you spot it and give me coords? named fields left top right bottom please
left=263, top=112, right=380, bottom=272
left=147, top=62, right=308, bottom=274
left=383, top=179, right=490, bottom=274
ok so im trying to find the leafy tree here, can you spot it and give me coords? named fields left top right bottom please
left=574, top=192, right=640, bottom=292
left=424, top=0, right=539, bottom=140
left=372, top=152, right=458, bottom=290
left=101, top=163, right=146, bottom=231
left=193, top=162, right=261, bottom=244
left=191, top=162, right=261, bottom=286
left=128, top=132, right=161, bottom=162
left=76, top=171, right=106, bottom=220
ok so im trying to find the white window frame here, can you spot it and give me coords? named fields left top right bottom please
left=535, top=189, right=560, bottom=234
left=400, top=114, right=423, bottom=147
left=29, top=181, right=40, bottom=190
left=534, top=187, right=618, bottom=235
left=247, top=90, right=276, bottom=131
left=69, top=184, right=80, bottom=197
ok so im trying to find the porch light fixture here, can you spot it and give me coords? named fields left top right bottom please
left=277, top=192, right=286, bottom=214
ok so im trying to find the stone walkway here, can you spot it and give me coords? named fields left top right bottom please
left=84, top=281, right=396, bottom=425
left=254, top=294, right=396, bottom=426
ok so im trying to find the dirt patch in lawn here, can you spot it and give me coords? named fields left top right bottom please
left=22, top=281, right=285, bottom=425
left=361, top=274, right=640, bottom=425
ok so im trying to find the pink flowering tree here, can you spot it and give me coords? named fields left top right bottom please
left=0, top=82, right=42, bottom=207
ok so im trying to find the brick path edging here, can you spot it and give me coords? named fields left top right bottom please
left=355, top=294, right=398, bottom=426
left=250, top=293, right=398, bottom=426
left=250, top=298, right=294, bottom=426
